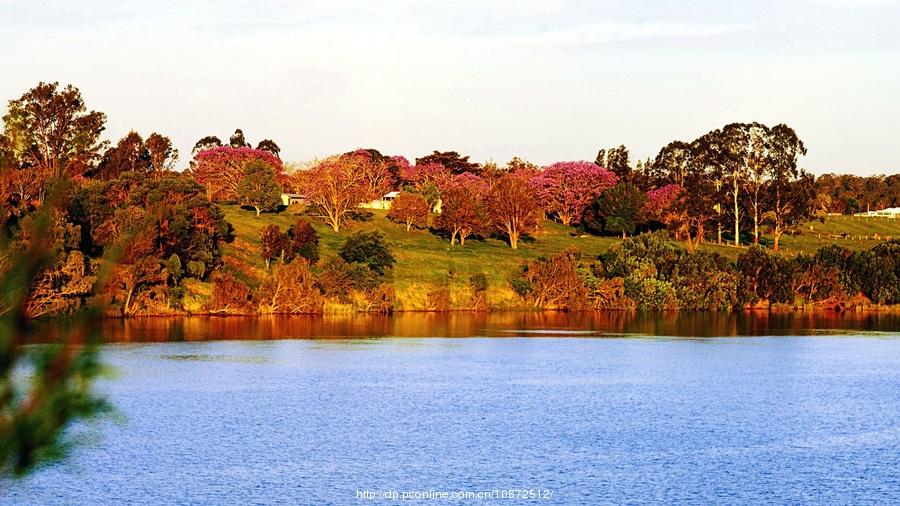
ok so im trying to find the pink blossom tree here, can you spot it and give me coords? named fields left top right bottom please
left=192, top=146, right=284, bottom=202
left=530, top=161, right=618, bottom=226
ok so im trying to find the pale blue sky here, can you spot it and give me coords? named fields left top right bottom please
left=1, top=0, right=898, bottom=174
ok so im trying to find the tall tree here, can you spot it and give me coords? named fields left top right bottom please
left=765, top=124, right=811, bottom=250
left=743, top=123, right=772, bottom=245
left=146, top=133, right=178, bottom=179
left=2, top=82, right=107, bottom=187
left=229, top=129, right=250, bottom=148
left=256, top=139, right=281, bottom=159
left=720, top=123, right=750, bottom=246
left=191, top=135, right=222, bottom=157
left=652, top=141, right=692, bottom=187
left=94, top=131, right=149, bottom=180
left=415, top=150, right=480, bottom=175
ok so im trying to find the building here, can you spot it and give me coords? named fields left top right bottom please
left=360, top=191, right=401, bottom=210
left=281, top=193, right=306, bottom=207
left=855, top=207, right=900, bottom=218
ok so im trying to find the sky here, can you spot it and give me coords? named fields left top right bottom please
left=1, top=0, right=898, bottom=174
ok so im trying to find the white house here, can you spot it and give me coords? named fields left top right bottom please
left=280, top=193, right=306, bottom=207
left=855, top=207, right=900, bottom=218
left=360, top=191, right=401, bottom=210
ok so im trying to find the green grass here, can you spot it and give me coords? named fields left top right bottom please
left=219, top=205, right=900, bottom=309
left=220, top=205, right=617, bottom=309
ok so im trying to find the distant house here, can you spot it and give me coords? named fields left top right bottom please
left=360, top=191, right=401, bottom=210
left=281, top=193, right=306, bottom=207
left=855, top=207, right=900, bottom=218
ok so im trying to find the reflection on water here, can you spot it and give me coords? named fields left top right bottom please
left=49, top=311, right=900, bottom=343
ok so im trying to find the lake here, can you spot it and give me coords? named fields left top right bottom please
left=4, top=312, right=900, bottom=504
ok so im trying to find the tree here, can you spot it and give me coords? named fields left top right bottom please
left=387, top=192, right=429, bottom=231
left=339, top=231, right=395, bottom=275
left=720, top=124, right=750, bottom=246
left=651, top=140, right=692, bottom=187
left=192, top=146, right=283, bottom=202
left=415, top=150, right=480, bottom=175
left=260, top=224, right=286, bottom=269
left=765, top=124, right=811, bottom=251
left=256, top=139, right=281, bottom=159
left=595, top=145, right=631, bottom=181
left=2, top=82, right=107, bottom=183
left=236, top=160, right=282, bottom=215
left=434, top=188, right=483, bottom=245
left=229, top=129, right=250, bottom=148
left=583, top=183, right=647, bottom=239
left=341, top=149, right=394, bottom=200
left=289, top=219, right=319, bottom=264
left=0, top=211, right=110, bottom=477
left=530, top=161, right=618, bottom=226
left=486, top=175, right=541, bottom=249
left=297, top=156, right=370, bottom=232
left=742, top=123, right=772, bottom=245
left=191, top=135, right=222, bottom=157
left=94, top=131, right=149, bottom=180
left=146, top=133, right=178, bottom=180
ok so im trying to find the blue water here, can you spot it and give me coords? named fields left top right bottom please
left=4, top=334, right=900, bottom=504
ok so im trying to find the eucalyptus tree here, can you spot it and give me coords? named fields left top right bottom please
left=765, top=124, right=811, bottom=250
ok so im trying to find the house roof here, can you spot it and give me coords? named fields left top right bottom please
left=384, top=191, right=401, bottom=198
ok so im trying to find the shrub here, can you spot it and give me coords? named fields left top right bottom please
left=255, top=259, right=323, bottom=314
left=289, top=219, right=319, bottom=264
left=186, top=260, right=206, bottom=279
left=737, top=246, right=794, bottom=305
left=209, top=272, right=253, bottom=314
left=510, top=248, right=590, bottom=310
left=338, top=231, right=395, bottom=275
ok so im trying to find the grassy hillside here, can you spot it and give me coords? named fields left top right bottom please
left=219, top=205, right=900, bottom=310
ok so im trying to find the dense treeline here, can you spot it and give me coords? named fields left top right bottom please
left=511, top=233, right=900, bottom=311
left=1, top=82, right=898, bottom=317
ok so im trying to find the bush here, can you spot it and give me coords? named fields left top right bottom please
left=255, top=260, right=323, bottom=314
left=338, top=231, right=395, bottom=275
left=852, top=240, right=900, bottom=304
left=289, top=219, right=319, bottom=264
left=209, top=272, right=253, bottom=314
left=186, top=260, right=206, bottom=279
left=737, top=246, right=794, bottom=305
left=510, top=248, right=590, bottom=311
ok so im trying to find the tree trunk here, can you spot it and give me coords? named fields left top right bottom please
left=733, top=182, right=740, bottom=247
left=508, top=226, right=519, bottom=249
left=255, top=206, right=261, bottom=216
left=406, top=222, right=412, bottom=232
left=124, top=285, right=135, bottom=316
left=752, top=202, right=759, bottom=245
left=773, top=228, right=782, bottom=251
left=451, top=230, right=457, bottom=245
left=622, top=230, right=626, bottom=240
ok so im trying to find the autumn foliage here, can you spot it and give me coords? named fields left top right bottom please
left=386, top=192, right=430, bottom=231
left=486, top=175, right=542, bottom=249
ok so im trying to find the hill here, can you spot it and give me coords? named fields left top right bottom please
left=218, top=205, right=900, bottom=311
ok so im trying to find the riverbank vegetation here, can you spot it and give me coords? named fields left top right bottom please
left=1, top=82, right=898, bottom=316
